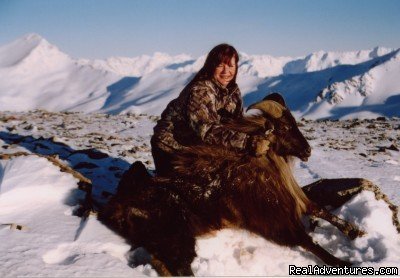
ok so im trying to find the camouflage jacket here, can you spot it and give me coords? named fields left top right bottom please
left=151, top=79, right=250, bottom=153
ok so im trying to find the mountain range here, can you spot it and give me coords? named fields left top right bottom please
left=1, top=33, right=399, bottom=119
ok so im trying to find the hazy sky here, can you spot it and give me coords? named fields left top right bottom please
left=1, top=0, right=399, bottom=59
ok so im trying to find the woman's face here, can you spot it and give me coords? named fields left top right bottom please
left=213, top=56, right=236, bottom=87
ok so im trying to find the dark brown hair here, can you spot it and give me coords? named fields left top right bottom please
left=189, top=43, right=239, bottom=88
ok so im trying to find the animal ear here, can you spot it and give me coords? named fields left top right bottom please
left=263, top=93, right=286, bottom=107
left=246, top=100, right=286, bottom=119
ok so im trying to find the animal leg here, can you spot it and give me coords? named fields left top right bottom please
left=133, top=252, right=193, bottom=276
left=251, top=222, right=351, bottom=266
left=141, top=221, right=197, bottom=276
left=299, top=232, right=351, bottom=267
left=308, top=204, right=365, bottom=240
left=147, top=242, right=195, bottom=276
left=304, top=178, right=400, bottom=234
left=149, top=255, right=174, bottom=276
left=303, top=178, right=371, bottom=208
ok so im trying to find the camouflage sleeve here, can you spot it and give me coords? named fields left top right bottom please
left=186, top=84, right=249, bottom=150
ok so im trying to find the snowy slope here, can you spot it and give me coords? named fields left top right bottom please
left=0, top=155, right=145, bottom=277
left=0, top=33, right=399, bottom=118
left=243, top=49, right=400, bottom=119
left=304, top=49, right=400, bottom=119
left=0, top=34, right=121, bottom=112
left=283, top=47, right=395, bottom=74
left=0, top=111, right=399, bottom=276
left=77, top=52, right=193, bottom=77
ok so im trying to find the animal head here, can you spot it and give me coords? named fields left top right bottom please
left=247, top=93, right=311, bottom=161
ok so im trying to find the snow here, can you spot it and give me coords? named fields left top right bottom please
left=1, top=111, right=399, bottom=276
left=193, top=191, right=400, bottom=276
left=304, top=50, right=400, bottom=119
left=77, top=52, right=193, bottom=77
left=0, top=34, right=121, bottom=113
left=283, top=47, right=395, bottom=74
left=0, top=155, right=135, bottom=277
left=1, top=34, right=399, bottom=119
left=0, top=33, right=399, bottom=276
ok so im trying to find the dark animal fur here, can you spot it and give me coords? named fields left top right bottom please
left=99, top=93, right=363, bottom=276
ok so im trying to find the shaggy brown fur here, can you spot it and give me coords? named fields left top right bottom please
left=99, top=93, right=364, bottom=276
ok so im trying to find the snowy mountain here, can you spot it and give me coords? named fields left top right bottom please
left=0, top=33, right=399, bottom=119
left=245, top=48, right=400, bottom=120
left=0, top=34, right=121, bottom=112
left=307, top=49, right=400, bottom=119
left=282, top=47, right=395, bottom=74
left=77, top=52, right=193, bottom=77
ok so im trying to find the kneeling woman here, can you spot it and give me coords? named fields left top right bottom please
left=151, top=44, right=270, bottom=176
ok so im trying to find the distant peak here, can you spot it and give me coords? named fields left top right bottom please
left=371, top=46, right=388, bottom=52
left=23, top=33, right=45, bottom=42
left=369, top=46, right=395, bottom=58
left=0, top=33, right=72, bottom=67
left=19, top=33, right=62, bottom=53
left=370, top=46, right=382, bottom=56
left=15, top=33, right=53, bottom=51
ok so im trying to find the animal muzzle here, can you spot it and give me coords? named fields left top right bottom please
left=299, top=146, right=312, bottom=162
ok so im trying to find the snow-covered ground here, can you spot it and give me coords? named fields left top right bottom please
left=1, top=111, right=399, bottom=276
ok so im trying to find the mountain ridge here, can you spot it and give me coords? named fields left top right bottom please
left=0, top=33, right=399, bottom=119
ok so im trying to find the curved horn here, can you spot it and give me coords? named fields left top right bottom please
left=246, top=100, right=286, bottom=119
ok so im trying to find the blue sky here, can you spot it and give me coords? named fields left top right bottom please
left=1, top=0, right=399, bottom=59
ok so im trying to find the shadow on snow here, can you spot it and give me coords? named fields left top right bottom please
left=0, top=131, right=132, bottom=206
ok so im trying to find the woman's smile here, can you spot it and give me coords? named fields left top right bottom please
left=214, top=56, right=236, bottom=87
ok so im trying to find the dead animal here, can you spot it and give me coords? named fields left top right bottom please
left=99, top=93, right=364, bottom=276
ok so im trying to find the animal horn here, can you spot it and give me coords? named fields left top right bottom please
left=247, top=100, right=286, bottom=119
